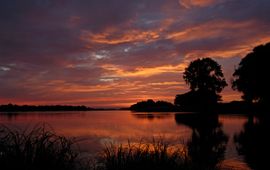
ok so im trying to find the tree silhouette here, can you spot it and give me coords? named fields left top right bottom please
left=183, top=58, right=227, bottom=94
left=175, top=58, right=227, bottom=110
left=232, top=42, right=270, bottom=104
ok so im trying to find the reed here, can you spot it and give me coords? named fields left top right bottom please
left=98, top=139, right=191, bottom=170
left=0, top=125, right=80, bottom=170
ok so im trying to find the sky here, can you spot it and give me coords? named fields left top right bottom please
left=1, top=0, right=270, bottom=108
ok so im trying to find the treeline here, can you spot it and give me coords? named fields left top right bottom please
left=131, top=42, right=270, bottom=113
left=130, top=99, right=259, bottom=114
left=0, top=104, right=93, bottom=112
left=130, top=99, right=178, bottom=112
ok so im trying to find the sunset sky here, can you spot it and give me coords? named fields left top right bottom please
left=1, top=0, right=270, bottom=107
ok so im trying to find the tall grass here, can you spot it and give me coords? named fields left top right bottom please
left=98, top=139, right=191, bottom=170
left=0, top=125, right=225, bottom=170
left=0, top=125, right=82, bottom=170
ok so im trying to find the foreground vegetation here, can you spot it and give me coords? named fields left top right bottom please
left=0, top=125, right=228, bottom=170
left=0, top=125, right=85, bottom=170
left=99, top=139, right=190, bottom=170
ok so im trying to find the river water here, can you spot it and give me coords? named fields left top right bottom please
left=0, top=111, right=254, bottom=169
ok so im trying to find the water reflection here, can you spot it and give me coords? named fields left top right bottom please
left=132, top=113, right=173, bottom=120
left=0, top=112, right=19, bottom=121
left=175, top=113, right=228, bottom=169
left=234, top=113, right=270, bottom=170
left=0, top=111, right=250, bottom=169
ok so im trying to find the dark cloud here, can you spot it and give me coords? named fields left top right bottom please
left=1, top=0, right=270, bottom=106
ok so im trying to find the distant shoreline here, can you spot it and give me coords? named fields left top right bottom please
left=129, top=100, right=260, bottom=114
left=0, top=101, right=261, bottom=114
left=0, top=104, right=129, bottom=112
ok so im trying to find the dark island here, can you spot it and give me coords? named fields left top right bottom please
left=130, top=99, right=178, bottom=112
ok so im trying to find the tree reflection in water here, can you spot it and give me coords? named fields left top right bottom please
left=175, top=113, right=228, bottom=170
left=234, top=113, right=270, bottom=170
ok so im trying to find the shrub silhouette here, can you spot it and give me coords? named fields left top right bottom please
left=130, top=99, right=176, bottom=112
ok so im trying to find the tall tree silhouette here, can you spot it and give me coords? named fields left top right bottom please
left=183, top=58, right=227, bottom=93
left=232, top=42, right=270, bottom=104
left=175, top=58, right=227, bottom=110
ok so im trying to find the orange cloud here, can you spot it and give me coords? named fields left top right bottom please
left=148, top=81, right=184, bottom=86
left=184, top=36, right=270, bottom=59
left=46, top=80, right=185, bottom=95
left=167, top=20, right=255, bottom=42
left=81, top=29, right=160, bottom=45
left=101, top=63, right=187, bottom=78
left=24, top=77, right=187, bottom=107
left=80, top=17, right=179, bottom=46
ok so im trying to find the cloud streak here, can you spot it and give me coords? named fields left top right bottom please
left=1, top=0, right=270, bottom=107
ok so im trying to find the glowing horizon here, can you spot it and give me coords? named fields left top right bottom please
left=1, top=0, right=270, bottom=107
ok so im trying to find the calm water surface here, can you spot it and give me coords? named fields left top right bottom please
left=0, top=111, right=251, bottom=169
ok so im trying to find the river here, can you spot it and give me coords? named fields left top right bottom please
left=0, top=111, right=254, bottom=169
